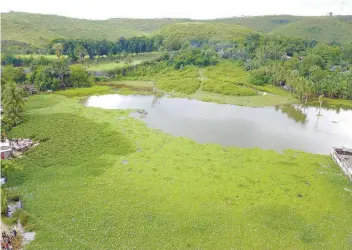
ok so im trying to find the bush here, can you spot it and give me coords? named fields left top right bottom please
left=250, top=67, right=273, bottom=85
left=69, top=64, right=93, bottom=87
left=202, top=79, right=257, bottom=96
left=1, top=189, right=8, bottom=215
left=157, top=78, right=200, bottom=94
left=12, top=209, right=30, bottom=226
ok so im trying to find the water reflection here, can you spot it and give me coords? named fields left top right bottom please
left=83, top=94, right=352, bottom=154
left=275, top=105, right=308, bottom=124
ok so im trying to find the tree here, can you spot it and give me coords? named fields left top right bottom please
left=164, top=37, right=182, bottom=51
left=53, top=43, right=64, bottom=59
left=125, top=57, right=133, bottom=65
left=75, top=44, right=87, bottom=63
left=1, top=81, right=25, bottom=130
left=299, top=54, right=326, bottom=76
left=50, top=59, right=70, bottom=89
left=313, top=43, right=341, bottom=64
left=1, top=65, right=26, bottom=86
left=69, top=65, right=93, bottom=87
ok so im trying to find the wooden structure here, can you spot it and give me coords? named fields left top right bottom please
left=330, top=147, right=352, bottom=181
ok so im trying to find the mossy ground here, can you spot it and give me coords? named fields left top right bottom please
left=3, top=92, right=352, bottom=249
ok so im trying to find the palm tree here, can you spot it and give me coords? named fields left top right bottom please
left=2, top=81, right=25, bottom=129
left=52, top=43, right=64, bottom=59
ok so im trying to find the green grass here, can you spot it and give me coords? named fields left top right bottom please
left=214, top=15, right=304, bottom=33
left=85, top=53, right=162, bottom=72
left=187, top=90, right=297, bottom=107
left=308, top=97, right=352, bottom=110
left=135, top=66, right=201, bottom=94
left=54, top=85, right=112, bottom=97
left=1, top=12, right=190, bottom=45
left=16, top=54, right=66, bottom=59
left=158, top=22, right=255, bottom=43
left=157, top=78, right=200, bottom=94
left=97, top=80, right=156, bottom=93
left=119, top=62, right=298, bottom=106
left=200, top=61, right=257, bottom=96
left=100, top=80, right=154, bottom=88
left=3, top=94, right=352, bottom=249
left=270, top=17, right=352, bottom=44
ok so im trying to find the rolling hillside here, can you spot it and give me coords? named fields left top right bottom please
left=157, top=22, right=255, bottom=42
left=2, top=12, right=352, bottom=45
left=1, top=12, right=190, bottom=45
left=270, top=17, right=352, bottom=44
left=213, top=15, right=304, bottom=33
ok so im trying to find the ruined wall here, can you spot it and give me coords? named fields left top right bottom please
left=330, top=148, right=352, bottom=181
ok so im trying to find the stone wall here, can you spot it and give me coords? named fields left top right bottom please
left=330, top=148, right=352, bottom=181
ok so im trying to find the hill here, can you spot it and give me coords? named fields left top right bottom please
left=1, top=12, right=190, bottom=45
left=157, top=22, right=255, bottom=42
left=2, top=12, right=352, bottom=46
left=213, top=15, right=304, bottom=33
left=270, top=17, right=352, bottom=44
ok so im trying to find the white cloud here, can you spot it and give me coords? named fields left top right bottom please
left=1, top=0, right=351, bottom=19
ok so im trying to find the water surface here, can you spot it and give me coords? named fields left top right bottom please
left=84, top=94, right=352, bottom=154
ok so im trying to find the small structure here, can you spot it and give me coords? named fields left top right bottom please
left=11, top=138, right=34, bottom=152
left=92, top=71, right=109, bottom=78
left=0, top=139, right=14, bottom=159
left=22, top=84, right=38, bottom=95
left=0, top=138, right=37, bottom=159
left=330, top=147, right=352, bottom=181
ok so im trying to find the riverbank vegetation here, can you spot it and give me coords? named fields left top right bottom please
left=1, top=94, right=351, bottom=249
left=1, top=13, right=352, bottom=249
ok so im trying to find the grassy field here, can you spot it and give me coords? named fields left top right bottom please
left=1, top=12, right=190, bottom=45
left=54, top=85, right=113, bottom=97
left=85, top=53, right=162, bottom=72
left=16, top=54, right=66, bottom=59
left=126, top=61, right=298, bottom=106
left=270, top=17, right=352, bottom=44
left=158, top=22, right=255, bottom=43
left=189, top=89, right=297, bottom=107
left=214, top=15, right=304, bottom=33
left=3, top=92, right=352, bottom=249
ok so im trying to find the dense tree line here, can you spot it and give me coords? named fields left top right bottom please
left=48, top=36, right=164, bottom=60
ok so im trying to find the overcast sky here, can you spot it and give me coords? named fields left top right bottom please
left=1, top=0, right=351, bottom=19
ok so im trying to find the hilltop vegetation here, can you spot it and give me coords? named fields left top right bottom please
left=157, top=22, right=255, bottom=44
left=2, top=12, right=352, bottom=46
left=270, top=17, right=352, bottom=44
left=214, top=15, right=304, bottom=33
left=1, top=12, right=189, bottom=45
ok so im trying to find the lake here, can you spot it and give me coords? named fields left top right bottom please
left=83, top=94, right=352, bottom=154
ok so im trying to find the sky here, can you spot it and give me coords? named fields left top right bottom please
left=1, top=0, right=351, bottom=19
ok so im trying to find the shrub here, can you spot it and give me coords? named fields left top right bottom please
left=1, top=189, right=8, bottom=215
left=69, top=64, right=93, bottom=87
